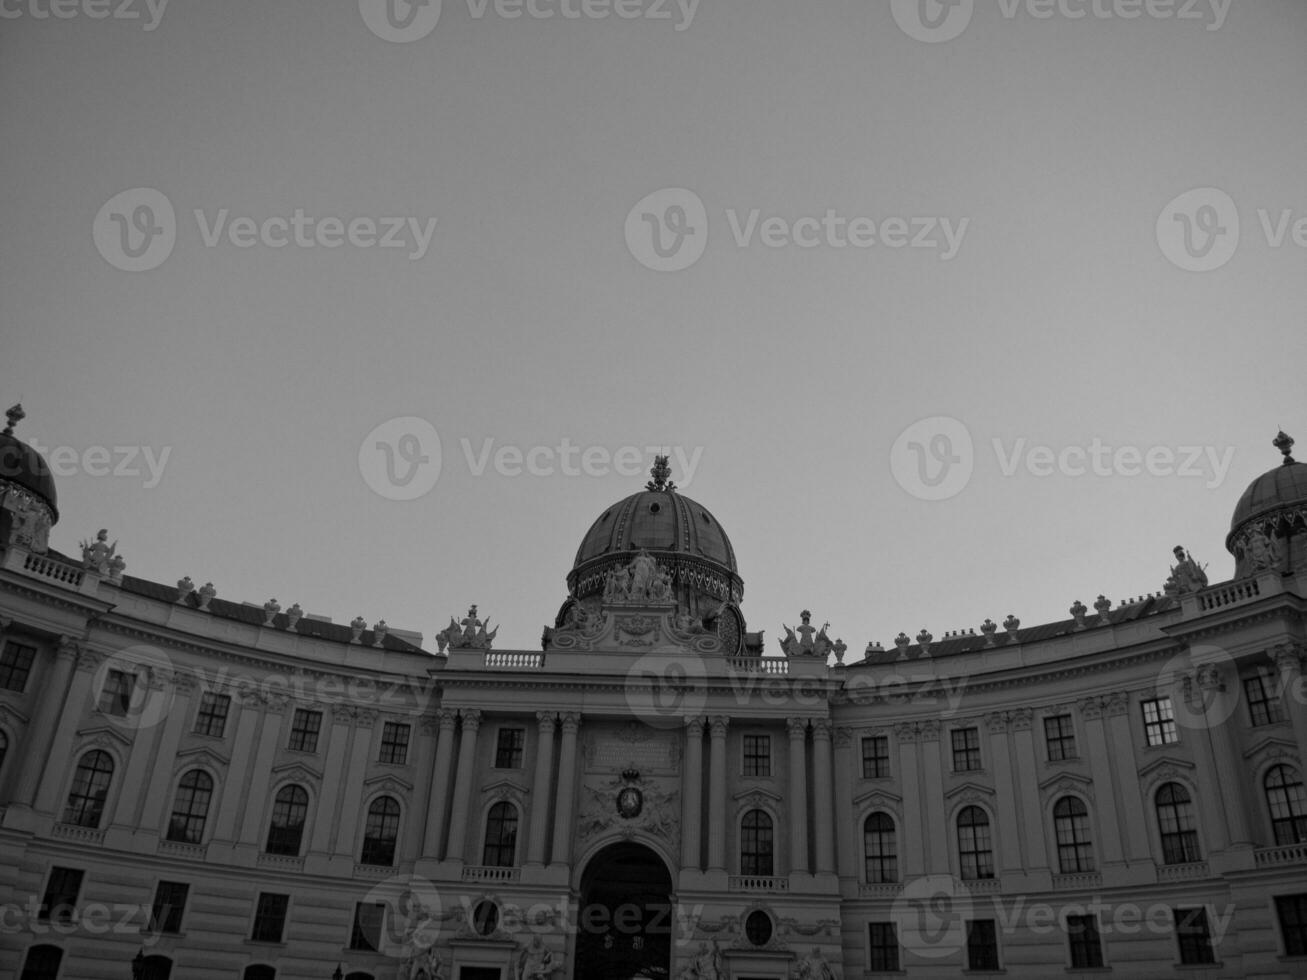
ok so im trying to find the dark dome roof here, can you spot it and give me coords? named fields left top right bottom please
left=0, top=405, right=58, bottom=521
left=1228, top=431, right=1307, bottom=535
left=573, top=489, right=737, bottom=572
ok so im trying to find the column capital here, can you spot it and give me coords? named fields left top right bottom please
left=1273, top=642, right=1305, bottom=674
left=536, top=711, right=557, bottom=733
left=685, top=715, right=707, bottom=737
left=894, top=721, right=918, bottom=743
left=786, top=717, right=808, bottom=739
left=434, top=707, right=459, bottom=729
left=74, top=648, right=103, bottom=672
left=811, top=718, right=832, bottom=740
left=57, top=635, right=81, bottom=660
left=918, top=719, right=940, bottom=741
left=356, top=707, right=378, bottom=728
left=559, top=711, right=582, bottom=734
left=460, top=708, right=483, bottom=732
left=985, top=711, right=1010, bottom=734
left=709, top=715, right=730, bottom=737
left=1009, top=707, right=1033, bottom=730
left=833, top=726, right=854, bottom=749
left=1195, top=664, right=1226, bottom=692
left=1077, top=696, right=1104, bottom=720
left=1102, top=692, right=1129, bottom=717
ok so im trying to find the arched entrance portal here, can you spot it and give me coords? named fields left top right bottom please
left=575, top=841, right=674, bottom=980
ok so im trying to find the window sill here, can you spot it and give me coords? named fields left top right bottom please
left=1173, top=962, right=1221, bottom=970
left=244, top=939, right=287, bottom=948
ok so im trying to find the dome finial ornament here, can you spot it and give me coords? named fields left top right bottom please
left=1273, top=429, right=1295, bottom=465
left=645, top=454, right=676, bottom=492
left=3, top=403, right=25, bottom=436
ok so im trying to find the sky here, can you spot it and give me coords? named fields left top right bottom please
left=2, top=0, right=1305, bottom=655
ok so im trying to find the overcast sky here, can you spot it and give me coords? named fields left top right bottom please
left=2, top=0, right=1305, bottom=654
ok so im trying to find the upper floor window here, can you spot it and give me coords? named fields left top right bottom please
left=482, top=801, right=518, bottom=867
left=1053, top=796, right=1094, bottom=873
left=1156, top=782, right=1201, bottom=864
left=350, top=902, right=384, bottom=952
left=863, top=812, right=898, bottom=884
left=251, top=893, right=289, bottom=944
left=193, top=692, right=231, bottom=738
left=1265, top=765, right=1307, bottom=845
left=149, top=881, right=189, bottom=934
left=494, top=727, right=525, bottom=769
left=63, top=750, right=113, bottom=828
left=166, top=769, right=214, bottom=844
left=1275, top=894, right=1307, bottom=957
left=97, top=669, right=134, bottom=716
left=957, top=806, right=994, bottom=880
left=379, top=722, right=410, bottom=765
left=867, top=922, right=900, bottom=972
left=1066, top=914, right=1104, bottom=969
left=966, top=919, right=1000, bottom=971
left=288, top=709, right=322, bottom=752
left=19, top=944, right=63, bottom=980
left=951, top=728, right=981, bottom=772
left=742, top=734, right=770, bottom=777
left=360, top=796, right=401, bottom=866
left=861, top=736, right=890, bottom=779
left=1245, top=673, right=1287, bottom=727
left=1044, top=714, right=1077, bottom=761
left=740, top=808, right=774, bottom=876
left=1142, top=697, right=1178, bottom=746
left=0, top=641, right=36, bottom=692
left=265, top=785, right=308, bottom=855
left=1174, top=907, right=1217, bottom=965
left=39, top=866, right=83, bottom=922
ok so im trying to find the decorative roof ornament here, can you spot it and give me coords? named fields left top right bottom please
left=1274, top=429, right=1295, bottom=465
left=3, top=403, right=24, bottom=436
left=645, top=455, right=677, bottom=492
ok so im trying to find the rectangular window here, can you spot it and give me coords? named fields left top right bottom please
left=149, top=881, right=189, bottom=934
left=288, top=709, right=322, bottom=752
left=867, top=922, right=900, bottom=972
left=97, top=669, right=134, bottom=716
left=1044, top=714, right=1077, bottom=761
left=1067, top=914, right=1104, bottom=969
left=1142, top=697, right=1179, bottom=746
left=952, top=727, right=981, bottom=771
left=494, top=727, right=525, bottom=769
left=1245, top=673, right=1286, bottom=727
left=39, top=867, right=83, bottom=923
left=861, top=736, right=890, bottom=779
left=251, top=892, right=289, bottom=943
left=742, top=735, right=771, bottom=777
left=379, top=722, right=411, bottom=765
left=1275, top=894, right=1307, bottom=957
left=0, top=640, right=36, bottom=692
left=350, top=902, right=385, bottom=951
left=966, top=919, right=1001, bottom=971
left=193, top=692, right=231, bottom=737
left=1174, top=907, right=1217, bottom=965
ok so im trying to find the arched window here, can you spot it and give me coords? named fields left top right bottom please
left=63, top=750, right=114, bottom=828
left=243, top=966, right=276, bottom=980
left=19, top=945, right=62, bottom=980
left=957, top=806, right=995, bottom=880
left=1053, top=797, right=1094, bottom=873
left=863, top=812, right=898, bottom=883
left=1156, top=783, right=1201, bottom=864
left=361, top=796, right=401, bottom=866
left=140, top=955, right=172, bottom=980
left=482, top=801, right=518, bottom=867
left=166, top=770, right=213, bottom=844
left=1265, top=765, right=1307, bottom=845
left=345, top=973, right=375, bottom=980
left=266, top=785, right=308, bottom=855
left=740, top=809, right=774, bottom=876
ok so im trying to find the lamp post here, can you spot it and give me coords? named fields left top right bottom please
left=131, top=948, right=146, bottom=980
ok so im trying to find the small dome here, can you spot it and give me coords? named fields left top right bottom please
left=0, top=404, right=58, bottom=522
left=1228, top=430, right=1307, bottom=535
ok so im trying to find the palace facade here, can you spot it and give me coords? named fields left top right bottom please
left=2, top=406, right=1307, bottom=980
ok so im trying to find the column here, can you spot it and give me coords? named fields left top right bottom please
left=135, top=672, right=198, bottom=834
left=1198, top=666, right=1253, bottom=846
left=787, top=717, right=809, bottom=875
left=445, top=708, right=483, bottom=864
left=405, top=716, right=440, bottom=861
left=1010, top=710, right=1049, bottom=872
left=1099, top=695, right=1150, bottom=863
left=986, top=712, right=1022, bottom=875
left=237, top=697, right=290, bottom=846
left=1079, top=697, right=1125, bottom=865
left=12, top=636, right=79, bottom=808
left=307, top=706, right=354, bottom=853
left=550, top=712, right=581, bottom=868
left=832, top=728, right=856, bottom=879
left=526, top=712, right=557, bottom=866
left=34, top=646, right=106, bottom=815
left=332, top=709, right=378, bottom=855
left=706, top=716, right=729, bottom=872
left=421, top=709, right=459, bottom=858
left=680, top=716, right=705, bottom=871
left=895, top=723, right=925, bottom=876
left=210, top=693, right=262, bottom=843
left=1274, top=643, right=1307, bottom=764
left=919, top=722, right=947, bottom=874
left=811, top=719, right=835, bottom=874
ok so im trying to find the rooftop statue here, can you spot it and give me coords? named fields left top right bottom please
left=436, top=604, right=498, bottom=652
left=604, top=551, right=674, bottom=603
left=780, top=609, right=835, bottom=658
left=1163, top=545, right=1209, bottom=596
left=79, top=528, right=117, bottom=573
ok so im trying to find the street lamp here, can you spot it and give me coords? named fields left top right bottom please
left=331, top=965, right=343, bottom=980
left=131, top=948, right=146, bottom=980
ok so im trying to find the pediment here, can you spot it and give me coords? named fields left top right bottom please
left=75, top=725, right=133, bottom=748
left=732, top=786, right=784, bottom=805
left=1242, top=734, right=1299, bottom=760
left=174, top=746, right=231, bottom=770
left=852, top=787, right=903, bottom=807
left=944, top=781, right=995, bottom=802
left=480, top=777, right=528, bottom=797
left=1038, top=771, right=1094, bottom=802
left=364, top=772, right=415, bottom=793
left=270, top=760, right=322, bottom=783
left=1136, top=755, right=1195, bottom=781
left=0, top=700, right=30, bottom=726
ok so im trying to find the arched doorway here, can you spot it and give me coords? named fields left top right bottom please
left=575, top=841, right=674, bottom=980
